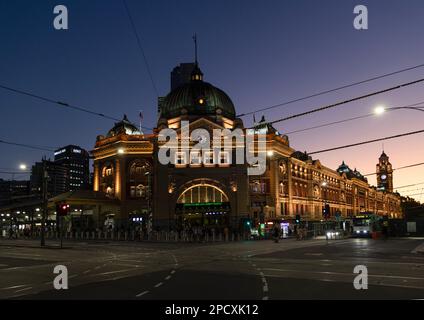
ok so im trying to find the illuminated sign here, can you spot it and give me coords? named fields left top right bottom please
left=54, top=149, right=66, bottom=156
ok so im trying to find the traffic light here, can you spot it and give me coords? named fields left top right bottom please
left=322, top=204, right=330, bottom=219
left=56, top=203, right=70, bottom=216
left=295, top=214, right=301, bottom=224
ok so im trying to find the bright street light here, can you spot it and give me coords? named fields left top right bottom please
left=374, top=105, right=386, bottom=115
left=374, top=104, right=424, bottom=115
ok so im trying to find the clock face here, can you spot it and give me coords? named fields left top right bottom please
left=381, top=174, right=387, bottom=180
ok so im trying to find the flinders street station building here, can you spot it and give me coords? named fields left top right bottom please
left=85, top=61, right=402, bottom=232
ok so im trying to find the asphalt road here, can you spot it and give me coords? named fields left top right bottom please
left=0, top=237, right=423, bottom=300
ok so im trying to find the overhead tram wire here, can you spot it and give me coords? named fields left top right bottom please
left=122, top=0, right=159, bottom=97
left=283, top=101, right=424, bottom=135
left=356, top=162, right=424, bottom=178
left=0, top=139, right=57, bottom=152
left=238, top=62, right=424, bottom=118
left=394, top=182, right=424, bottom=190
left=363, top=162, right=424, bottom=177
left=0, top=170, right=31, bottom=175
left=0, top=83, right=153, bottom=131
left=255, top=78, right=424, bottom=128
left=308, top=129, right=424, bottom=156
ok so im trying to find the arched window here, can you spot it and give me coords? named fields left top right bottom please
left=177, top=184, right=229, bottom=204
left=102, top=164, right=113, bottom=177
left=128, top=159, right=151, bottom=198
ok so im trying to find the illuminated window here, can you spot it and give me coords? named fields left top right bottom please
left=203, top=151, right=215, bottom=166
left=175, top=152, right=187, bottom=167
left=218, top=151, right=230, bottom=166
left=102, top=165, right=113, bottom=177
left=177, top=184, right=228, bottom=204
left=190, top=151, right=202, bottom=166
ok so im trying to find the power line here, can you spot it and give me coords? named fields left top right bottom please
left=400, top=192, right=424, bottom=198
left=0, top=139, right=57, bottom=152
left=0, top=83, right=153, bottom=131
left=0, top=83, right=118, bottom=121
left=0, top=171, right=30, bottom=175
left=238, top=62, right=424, bottom=117
left=398, top=187, right=424, bottom=194
left=309, top=129, right=424, bottom=155
left=362, top=162, right=424, bottom=177
left=122, top=0, right=159, bottom=97
left=394, top=182, right=424, bottom=190
left=257, top=78, right=424, bottom=128
left=284, top=101, right=424, bottom=135
left=285, top=113, right=374, bottom=135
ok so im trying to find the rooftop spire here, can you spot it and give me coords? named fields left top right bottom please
left=193, top=33, right=198, bottom=65
left=191, top=34, right=203, bottom=81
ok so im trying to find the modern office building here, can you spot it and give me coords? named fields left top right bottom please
left=54, top=145, right=90, bottom=191
left=30, top=160, right=68, bottom=197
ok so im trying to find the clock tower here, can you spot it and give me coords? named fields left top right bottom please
left=376, top=151, right=393, bottom=192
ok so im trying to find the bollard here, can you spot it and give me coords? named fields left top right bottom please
left=124, top=231, right=128, bottom=241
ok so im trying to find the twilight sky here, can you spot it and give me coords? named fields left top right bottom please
left=0, top=0, right=423, bottom=200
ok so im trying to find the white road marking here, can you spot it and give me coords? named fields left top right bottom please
left=136, top=290, right=149, bottom=297
left=165, top=275, right=171, bottom=280
left=14, top=286, right=33, bottom=293
left=263, top=267, right=424, bottom=280
left=97, top=268, right=135, bottom=276
left=154, top=282, right=163, bottom=288
left=171, top=270, right=176, bottom=274
left=1, top=284, right=29, bottom=290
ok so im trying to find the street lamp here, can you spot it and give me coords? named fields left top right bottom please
left=374, top=104, right=424, bottom=115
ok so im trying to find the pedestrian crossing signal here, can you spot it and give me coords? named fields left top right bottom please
left=56, top=203, right=69, bottom=216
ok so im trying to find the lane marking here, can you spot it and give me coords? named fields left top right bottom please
left=136, top=290, right=149, bottom=297
left=165, top=275, right=171, bottom=280
left=1, top=284, right=29, bottom=290
left=97, top=268, right=135, bottom=276
left=154, top=282, right=163, bottom=288
left=263, top=267, right=424, bottom=280
left=14, top=286, right=33, bottom=293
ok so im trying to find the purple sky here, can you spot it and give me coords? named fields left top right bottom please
left=0, top=0, right=423, bottom=200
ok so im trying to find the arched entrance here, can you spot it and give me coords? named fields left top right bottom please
left=175, top=182, right=231, bottom=229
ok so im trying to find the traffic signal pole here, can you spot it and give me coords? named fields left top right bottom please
left=40, top=160, right=48, bottom=247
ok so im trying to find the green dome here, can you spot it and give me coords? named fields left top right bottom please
left=160, top=78, right=236, bottom=120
